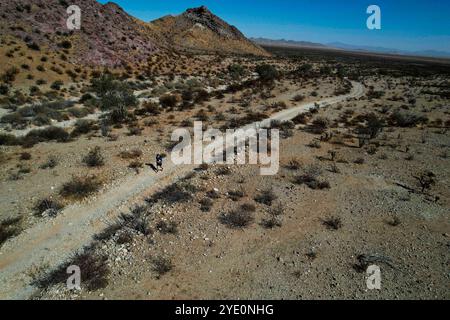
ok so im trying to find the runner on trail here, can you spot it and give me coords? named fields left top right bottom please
left=156, top=154, right=164, bottom=171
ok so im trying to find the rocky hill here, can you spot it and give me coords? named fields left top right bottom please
left=150, top=6, right=269, bottom=56
left=0, top=0, right=162, bottom=67
left=0, top=1, right=267, bottom=68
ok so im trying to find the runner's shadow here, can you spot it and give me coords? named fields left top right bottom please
left=145, top=163, right=158, bottom=173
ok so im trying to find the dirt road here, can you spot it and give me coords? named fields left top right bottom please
left=0, top=81, right=364, bottom=299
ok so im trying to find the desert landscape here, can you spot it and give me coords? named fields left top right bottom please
left=0, top=0, right=449, bottom=301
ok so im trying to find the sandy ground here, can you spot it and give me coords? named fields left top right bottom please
left=0, top=81, right=363, bottom=299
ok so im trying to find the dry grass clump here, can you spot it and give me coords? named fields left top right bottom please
left=228, top=189, right=245, bottom=201
left=82, top=147, right=104, bottom=167
left=0, top=217, right=22, bottom=247
left=285, top=158, right=301, bottom=170
left=294, top=164, right=330, bottom=190
left=322, top=216, right=342, bottom=230
left=119, top=148, right=142, bottom=159
left=261, top=202, right=284, bottom=229
left=20, top=152, right=32, bottom=160
left=199, top=198, right=214, bottom=212
left=34, top=197, right=64, bottom=217
left=219, top=205, right=255, bottom=229
left=156, top=221, right=178, bottom=235
left=60, top=175, right=102, bottom=199
left=34, top=247, right=110, bottom=291
left=254, top=188, right=277, bottom=206
left=152, top=256, right=173, bottom=279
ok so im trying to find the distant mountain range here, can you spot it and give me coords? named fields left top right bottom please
left=252, top=38, right=450, bottom=59
left=250, top=37, right=326, bottom=49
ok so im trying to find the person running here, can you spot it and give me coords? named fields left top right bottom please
left=156, top=154, right=164, bottom=171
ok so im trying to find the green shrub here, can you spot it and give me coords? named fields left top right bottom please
left=255, top=64, right=279, bottom=82
left=389, top=110, right=428, bottom=127
left=71, top=119, right=95, bottom=137
left=0, top=133, right=20, bottom=146
left=22, top=126, right=70, bottom=147
left=160, top=94, right=178, bottom=109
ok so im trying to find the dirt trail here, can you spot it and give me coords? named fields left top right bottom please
left=0, top=81, right=364, bottom=299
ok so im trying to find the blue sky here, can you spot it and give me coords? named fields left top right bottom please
left=98, top=0, right=450, bottom=52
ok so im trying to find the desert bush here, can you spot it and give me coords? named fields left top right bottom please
left=127, top=125, right=142, bottom=136
left=152, top=256, right=173, bottom=279
left=261, top=202, right=285, bottom=229
left=307, top=139, right=321, bottom=148
left=0, top=217, right=22, bottom=247
left=116, top=229, right=134, bottom=244
left=34, top=197, right=63, bottom=217
left=119, top=206, right=152, bottom=236
left=40, top=155, right=58, bottom=169
left=149, top=182, right=194, bottom=204
left=285, top=158, right=301, bottom=170
left=50, top=80, right=64, bottom=91
left=68, top=107, right=90, bottom=118
left=206, top=189, right=220, bottom=199
left=58, top=40, right=72, bottom=49
left=414, top=170, right=436, bottom=193
left=60, top=175, right=101, bottom=199
left=387, top=216, right=401, bottom=227
left=1, top=112, right=28, bottom=128
left=228, top=64, right=246, bottom=80
left=294, top=164, right=329, bottom=190
left=293, top=94, right=305, bottom=102
left=254, top=188, right=277, bottom=206
left=160, top=94, right=178, bottom=109
left=0, top=133, right=20, bottom=146
left=91, top=74, right=137, bottom=111
left=198, top=197, right=213, bottom=212
left=34, top=247, right=110, bottom=291
left=23, top=126, right=70, bottom=147
left=128, top=161, right=143, bottom=173
left=329, top=162, right=340, bottom=173
left=1, top=67, right=19, bottom=83
left=71, top=119, right=96, bottom=137
left=194, top=89, right=210, bottom=103
left=292, top=113, right=310, bottom=125
left=255, top=64, right=279, bottom=82
left=228, top=189, right=245, bottom=201
left=27, top=42, right=40, bottom=51
left=389, top=110, right=428, bottom=127
left=195, top=109, right=209, bottom=121
left=309, top=117, right=329, bottom=134
left=240, top=203, right=256, bottom=212
left=20, top=152, right=32, bottom=160
left=119, top=148, right=142, bottom=159
left=156, top=221, right=178, bottom=235
left=0, top=83, right=9, bottom=95
left=322, top=216, right=342, bottom=230
left=366, top=144, right=378, bottom=155
left=215, top=166, right=231, bottom=176
left=219, top=209, right=254, bottom=229
left=82, top=147, right=104, bottom=167
left=355, top=113, right=385, bottom=139
left=108, top=106, right=129, bottom=124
